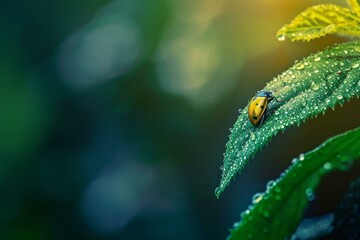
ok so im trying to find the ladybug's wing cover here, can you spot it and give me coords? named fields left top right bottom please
left=248, top=97, right=267, bottom=119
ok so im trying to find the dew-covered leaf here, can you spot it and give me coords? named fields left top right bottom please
left=276, top=4, right=360, bottom=42
left=216, top=41, right=360, bottom=197
left=227, top=126, right=360, bottom=240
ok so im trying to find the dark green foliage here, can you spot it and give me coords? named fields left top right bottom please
left=330, top=176, right=360, bottom=240
left=227, top=127, right=360, bottom=240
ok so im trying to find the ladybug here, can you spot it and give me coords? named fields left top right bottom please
left=248, top=90, right=282, bottom=127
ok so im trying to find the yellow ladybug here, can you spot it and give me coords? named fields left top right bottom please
left=248, top=91, right=282, bottom=127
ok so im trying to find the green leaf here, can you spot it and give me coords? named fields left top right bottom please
left=216, top=41, right=360, bottom=198
left=276, top=4, right=360, bottom=42
left=227, top=126, right=360, bottom=240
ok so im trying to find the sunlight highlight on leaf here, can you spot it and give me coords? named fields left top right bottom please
left=227, top=126, right=360, bottom=240
left=348, top=0, right=360, bottom=17
left=216, top=41, right=360, bottom=198
left=276, top=4, right=360, bottom=42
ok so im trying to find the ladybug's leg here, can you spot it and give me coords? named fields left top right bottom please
left=258, top=108, right=269, bottom=126
left=258, top=114, right=266, bottom=126
left=266, top=107, right=276, bottom=116
left=262, top=107, right=276, bottom=125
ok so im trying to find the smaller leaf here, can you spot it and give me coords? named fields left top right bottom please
left=227, top=127, right=360, bottom=240
left=276, top=4, right=360, bottom=42
left=348, top=0, right=360, bottom=17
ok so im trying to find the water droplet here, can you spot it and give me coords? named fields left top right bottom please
left=233, top=222, right=239, bottom=228
left=299, top=153, right=305, bottom=161
left=323, top=162, right=333, bottom=171
left=305, top=188, right=315, bottom=201
left=336, top=155, right=353, bottom=170
left=296, top=64, right=305, bottom=70
left=325, top=99, right=331, bottom=104
left=312, top=84, right=320, bottom=91
left=250, top=133, right=256, bottom=141
left=292, top=158, right=298, bottom=164
left=314, top=57, right=321, bottom=62
left=277, top=34, right=286, bottom=41
left=336, top=94, right=343, bottom=100
left=266, top=180, right=275, bottom=190
left=252, top=193, right=263, bottom=204
left=324, top=24, right=335, bottom=32
left=352, top=63, right=359, bottom=68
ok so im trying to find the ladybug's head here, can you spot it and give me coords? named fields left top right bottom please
left=257, top=90, right=273, bottom=98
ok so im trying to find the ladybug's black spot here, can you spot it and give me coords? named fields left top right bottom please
left=261, top=106, right=265, bottom=109
left=255, top=103, right=259, bottom=106
left=253, top=116, right=258, bottom=120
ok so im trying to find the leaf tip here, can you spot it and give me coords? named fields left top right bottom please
left=215, top=185, right=225, bottom=198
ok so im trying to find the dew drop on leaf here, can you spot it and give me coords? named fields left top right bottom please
left=250, top=133, right=256, bottom=141
left=233, top=222, right=239, bottom=228
left=296, top=64, right=305, bottom=70
left=336, top=155, right=354, bottom=171
left=336, top=94, right=343, bottom=100
left=314, top=57, right=321, bottom=62
left=240, top=209, right=250, bottom=219
left=312, top=84, right=320, bottom=91
left=324, top=24, right=335, bottom=32
left=305, top=188, right=315, bottom=201
left=299, top=154, right=305, bottom=161
left=277, top=34, right=286, bottom=41
left=323, top=162, right=333, bottom=171
left=266, top=180, right=275, bottom=190
left=252, top=193, right=264, bottom=204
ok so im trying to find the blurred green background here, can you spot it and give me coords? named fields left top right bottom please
left=0, top=0, right=359, bottom=239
